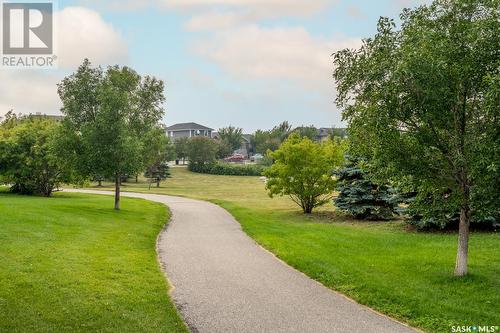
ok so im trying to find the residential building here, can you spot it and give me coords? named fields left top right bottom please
left=166, top=122, right=214, bottom=141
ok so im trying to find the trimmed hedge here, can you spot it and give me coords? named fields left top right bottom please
left=189, top=162, right=265, bottom=176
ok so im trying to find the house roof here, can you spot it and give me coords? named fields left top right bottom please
left=166, top=122, right=214, bottom=131
left=242, top=134, right=252, bottom=142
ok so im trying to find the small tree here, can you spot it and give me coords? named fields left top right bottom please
left=187, top=136, right=218, bottom=168
left=174, top=137, right=189, bottom=164
left=265, top=134, right=345, bottom=214
left=218, top=126, right=243, bottom=151
left=145, top=162, right=171, bottom=189
left=334, top=157, right=399, bottom=220
left=216, top=140, right=233, bottom=159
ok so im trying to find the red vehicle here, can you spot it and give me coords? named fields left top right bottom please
left=224, top=154, right=246, bottom=163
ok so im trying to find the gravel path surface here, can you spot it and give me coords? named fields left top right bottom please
left=67, top=190, right=418, bottom=333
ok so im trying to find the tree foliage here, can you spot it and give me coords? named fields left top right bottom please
left=174, top=137, right=189, bottom=164
left=334, top=157, right=400, bottom=220
left=251, top=121, right=293, bottom=154
left=218, top=126, right=243, bottom=151
left=186, top=136, right=218, bottom=167
left=215, top=139, right=233, bottom=159
left=144, top=129, right=173, bottom=188
left=57, top=59, right=166, bottom=209
left=145, top=161, right=171, bottom=188
left=292, top=125, right=318, bottom=140
left=333, top=0, right=499, bottom=276
left=0, top=115, right=68, bottom=196
left=265, top=134, right=345, bottom=214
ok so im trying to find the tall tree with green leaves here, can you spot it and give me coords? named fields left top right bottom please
left=218, top=126, right=243, bottom=151
left=333, top=0, right=499, bottom=276
left=58, top=59, right=166, bottom=210
left=265, top=133, right=345, bottom=214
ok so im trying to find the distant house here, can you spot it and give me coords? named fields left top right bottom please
left=166, top=122, right=214, bottom=141
left=316, top=128, right=333, bottom=141
left=316, top=127, right=347, bottom=141
left=236, top=134, right=253, bottom=158
left=213, top=132, right=253, bottom=158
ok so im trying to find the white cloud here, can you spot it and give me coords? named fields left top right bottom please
left=78, top=0, right=335, bottom=17
left=0, top=7, right=128, bottom=118
left=56, top=7, right=128, bottom=69
left=0, top=70, right=61, bottom=116
left=346, top=5, right=365, bottom=19
left=193, top=25, right=361, bottom=91
left=184, top=11, right=254, bottom=31
left=162, top=0, right=333, bottom=16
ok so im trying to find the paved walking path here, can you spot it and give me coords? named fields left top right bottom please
left=67, top=190, right=418, bottom=333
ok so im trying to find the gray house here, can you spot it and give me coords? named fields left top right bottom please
left=166, top=122, right=214, bottom=141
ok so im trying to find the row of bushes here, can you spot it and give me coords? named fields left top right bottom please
left=189, top=162, right=265, bottom=176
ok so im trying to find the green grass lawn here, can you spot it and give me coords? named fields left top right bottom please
left=87, top=167, right=500, bottom=333
left=0, top=192, right=187, bottom=333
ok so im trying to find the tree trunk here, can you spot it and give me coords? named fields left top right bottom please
left=454, top=179, right=470, bottom=277
left=98, top=179, right=102, bottom=187
left=114, top=175, right=121, bottom=210
left=302, top=199, right=313, bottom=214
left=157, top=179, right=160, bottom=188
left=135, top=175, right=138, bottom=183
left=454, top=205, right=470, bottom=276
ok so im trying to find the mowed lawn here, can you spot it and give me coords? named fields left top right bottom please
left=0, top=192, right=187, bottom=333
left=90, top=167, right=500, bottom=333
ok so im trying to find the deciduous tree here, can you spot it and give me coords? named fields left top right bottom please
left=58, top=59, right=166, bottom=210
left=265, top=134, right=345, bottom=214
left=187, top=137, right=218, bottom=168
left=333, top=0, right=499, bottom=276
left=218, top=126, right=243, bottom=151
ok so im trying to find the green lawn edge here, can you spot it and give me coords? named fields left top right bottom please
left=0, top=192, right=188, bottom=333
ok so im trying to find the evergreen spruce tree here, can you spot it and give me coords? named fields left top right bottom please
left=145, top=162, right=171, bottom=189
left=334, top=157, right=399, bottom=220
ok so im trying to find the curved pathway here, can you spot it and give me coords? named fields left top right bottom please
left=68, top=190, right=418, bottom=333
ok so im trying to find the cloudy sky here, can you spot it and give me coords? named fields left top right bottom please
left=0, top=0, right=426, bottom=132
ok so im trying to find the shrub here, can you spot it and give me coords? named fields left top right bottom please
left=265, top=134, right=345, bottom=214
left=189, top=162, right=265, bottom=176
left=0, top=115, right=68, bottom=197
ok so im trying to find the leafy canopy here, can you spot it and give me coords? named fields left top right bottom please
left=57, top=59, right=166, bottom=209
left=333, top=0, right=499, bottom=276
left=333, top=0, right=499, bottom=225
left=187, top=136, right=218, bottom=167
left=0, top=115, right=68, bottom=196
left=265, top=134, right=345, bottom=214
left=218, top=126, right=243, bottom=151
